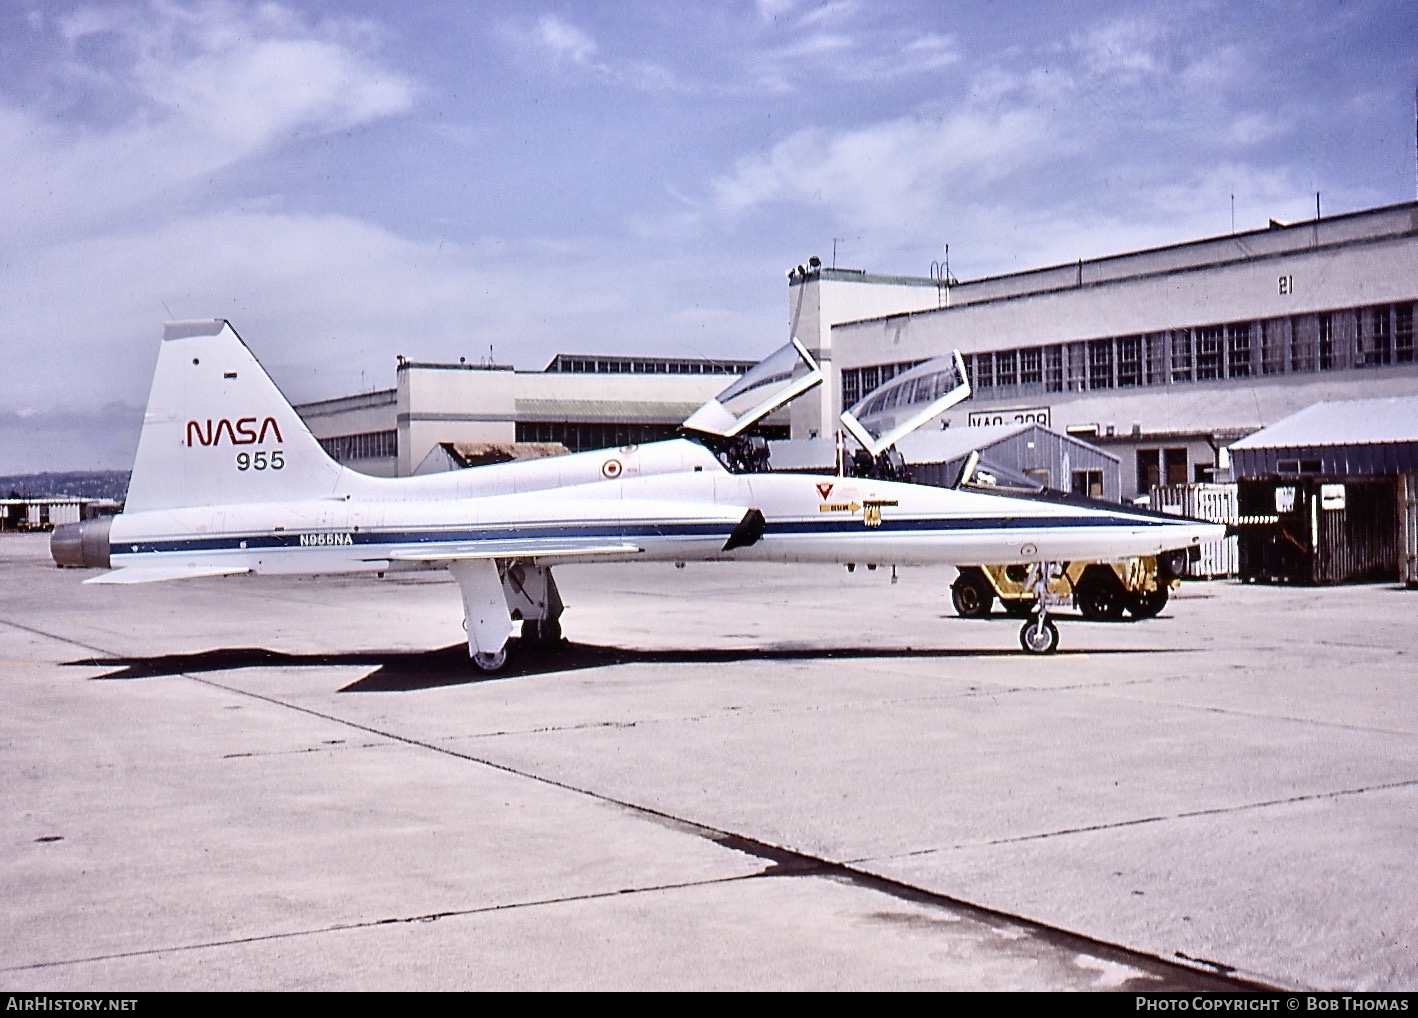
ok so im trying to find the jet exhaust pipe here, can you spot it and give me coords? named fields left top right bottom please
left=51, top=517, right=113, bottom=569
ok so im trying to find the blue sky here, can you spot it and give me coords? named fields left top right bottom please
left=2, top=0, right=1415, bottom=471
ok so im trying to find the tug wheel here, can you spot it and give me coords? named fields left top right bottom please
left=951, top=569, right=995, bottom=618
left=1076, top=570, right=1127, bottom=621
left=1127, top=588, right=1169, bottom=619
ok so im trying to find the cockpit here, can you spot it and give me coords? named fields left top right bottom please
left=680, top=341, right=972, bottom=480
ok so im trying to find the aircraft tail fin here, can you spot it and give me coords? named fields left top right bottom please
left=124, top=320, right=349, bottom=512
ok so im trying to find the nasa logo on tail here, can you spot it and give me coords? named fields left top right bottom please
left=185, top=416, right=285, bottom=447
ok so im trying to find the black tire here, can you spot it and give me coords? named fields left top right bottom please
left=1127, top=587, right=1168, bottom=619
left=520, top=617, right=563, bottom=649
left=1019, top=616, right=1059, bottom=654
left=1158, top=549, right=1188, bottom=581
left=1075, top=570, right=1127, bottom=621
left=951, top=569, right=994, bottom=618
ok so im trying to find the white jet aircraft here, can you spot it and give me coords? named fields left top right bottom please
left=53, top=320, right=1225, bottom=665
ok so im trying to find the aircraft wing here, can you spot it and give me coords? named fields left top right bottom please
left=383, top=498, right=765, bottom=563
left=682, top=338, right=822, bottom=437
left=840, top=351, right=971, bottom=458
left=385, top=541, right=642, bottom=563
left=84, top=565, right=252, bottom=584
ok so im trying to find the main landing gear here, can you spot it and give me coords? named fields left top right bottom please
left=1018, top=563, right=1061, bottom=655
left=451, top=560, right=567, bottom=674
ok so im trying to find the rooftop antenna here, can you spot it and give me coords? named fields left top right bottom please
left=832, top=238, right=844, bottom=268
left=1230, top=193, right=1235, bottom=233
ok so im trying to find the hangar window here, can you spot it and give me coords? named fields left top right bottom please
left=1117, top=336, right=1142, bottom=387
left=1364, top=307, right=1392, bottom=366
left=1020, top=348, right=1043, bottom=388
left=1262, top=319, right=1287, bottom=375
left=1145, top=334, right=1168, bottom=385
left=996, top=349, right=1018, bottom=389
left=975, top=353, right=994, bottom=391
left=1170, top=330, right=1193, bottom=383
left=1087, top=338, right=1114, bottom=389
left=319, top=430, right=397, bottom=463
left=1397, top=305, right=1413, bottom=363
left=1290, top=316, right=1315, bottom=371
left=1066, top=343, right=1089, bottom=392
left=841, top=369, right=861, bottom=408
left=1196, top=326, right=1223, bottom=380
left=1044, top=345, right=1065, bottom=392
left=1318, top=314, right=1334, bottom=370
left=1227, top=323, right=1252, bottom=378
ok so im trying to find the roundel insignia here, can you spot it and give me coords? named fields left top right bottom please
left=602, top=458, right=623, bottom=479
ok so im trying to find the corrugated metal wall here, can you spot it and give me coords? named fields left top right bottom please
left=1237, top=477, right=1400, bottom=584
left=1399, top=473, right=1417, bottom=587
left=1232, top=441, right=1418, bottom=479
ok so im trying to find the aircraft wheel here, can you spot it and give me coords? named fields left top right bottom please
left=951, top=569, right=994, bottom=618
left=1076, top=572, right=1127, bottom=621
left=472, top=648, right=509, bottom=673
left=1127, top=587, right=1168, bottom=619
left=520, top=618, right=563, bottom=649
left=1019, top=616, right=1059, bottom=654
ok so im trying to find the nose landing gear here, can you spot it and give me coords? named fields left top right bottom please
left=1018, top=562, right=1061, bottom=655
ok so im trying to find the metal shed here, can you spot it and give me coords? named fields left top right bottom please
left=898, top=423, right=1122, bottom=501
left=1229, top=395, right=1418, bottom=585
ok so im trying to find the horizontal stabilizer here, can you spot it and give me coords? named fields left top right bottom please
left=84, top=565, right=252, bottom=585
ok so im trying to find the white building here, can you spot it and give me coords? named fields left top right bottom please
left=298, top=353, right=758, bottom=477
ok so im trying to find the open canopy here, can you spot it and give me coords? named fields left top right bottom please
left=681, top=338, right=823, bottom=438
left=839, top=350, right=971, bottom=457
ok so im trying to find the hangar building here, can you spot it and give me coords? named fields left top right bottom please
left=298, top=353, right=758, bottom=477
left=793, top=202, right=1418, bottom=498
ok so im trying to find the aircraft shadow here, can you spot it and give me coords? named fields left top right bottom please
left=67, top=638, right=1170, bottom=693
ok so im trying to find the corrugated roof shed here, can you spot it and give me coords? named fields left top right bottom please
left=1229, top=395, right=1418, bottom=477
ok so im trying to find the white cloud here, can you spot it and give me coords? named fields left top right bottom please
left=712, top=107, right=1057, bottom=237
left=535, top=14, right=599, bottom=66
left=0, top=1, right=415, bottom=243
left=1069, top=16, right=1165, bottom=78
